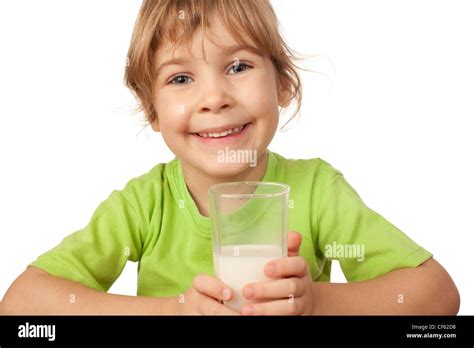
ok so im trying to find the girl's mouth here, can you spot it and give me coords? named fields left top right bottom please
left=190, top=122, right=252, bottom=143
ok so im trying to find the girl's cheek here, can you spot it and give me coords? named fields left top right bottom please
left=158, top=90, right=193, bottom=116
left=157, top=98, right=189, bottom=122
left=155, top=107, right=192, bottom=139
left=243, top=75, right=279, bottom=114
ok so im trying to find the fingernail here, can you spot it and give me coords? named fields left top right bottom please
left=243, top=286, right=254, bottom=299
left=266, top=264, right=275, bottom=275
left=222, top=288, right=231, bottom=300
left=242, top=305, right=254, bottom=315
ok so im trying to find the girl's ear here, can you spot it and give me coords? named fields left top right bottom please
left=150, top=83, right=160, bottom=132
left=277, top=76, right=292, bottom=108
left=151, top=117, right=160, bottom=132
left=149, top=109, right=160, bottom=132
left=278, top=89, right=291, bottom=108
left=151, top=119, right=160, bottom=132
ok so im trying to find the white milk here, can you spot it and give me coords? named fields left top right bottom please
left=213, top=244, right=283, bottom=312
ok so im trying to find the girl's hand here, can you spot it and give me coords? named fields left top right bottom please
left=240, top=231, right=317, bottom=315
left=287, top=231, right=303, bottom=257
left=176, top=231, right=304, bottom=315
left=177, top=274, right=240, bottom=315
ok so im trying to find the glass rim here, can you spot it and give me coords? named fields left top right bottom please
left=208, top=181, right=290, bottom=199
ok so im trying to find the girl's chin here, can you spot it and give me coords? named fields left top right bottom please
left=195, top=161, right=258, bottom=179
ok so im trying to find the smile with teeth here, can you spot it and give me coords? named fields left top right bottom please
left=196, top=124, right=246, bottom=138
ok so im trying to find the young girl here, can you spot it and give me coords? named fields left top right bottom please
left=2, top=0, right=459, bottom=315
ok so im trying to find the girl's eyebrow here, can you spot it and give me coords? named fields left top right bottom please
left=155, top=44, right=262, bottom=76
left=221, top=44, right=263, bottom=57
left=155, top=58, right=190, bottom=77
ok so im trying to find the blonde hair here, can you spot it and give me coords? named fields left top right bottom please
left=124, top=0, right=305, bottom=130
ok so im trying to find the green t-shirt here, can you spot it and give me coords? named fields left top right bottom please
left=28, top=150, right=432, bottom=297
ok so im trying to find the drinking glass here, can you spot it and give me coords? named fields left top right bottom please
left=209, top=181, right=289, bottom=311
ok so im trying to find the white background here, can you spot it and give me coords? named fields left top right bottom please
left=0, top=0, right=472, bottom=314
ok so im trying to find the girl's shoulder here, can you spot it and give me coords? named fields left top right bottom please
left=270, top=151, right=342, bottom=183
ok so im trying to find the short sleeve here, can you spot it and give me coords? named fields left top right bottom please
left=316, top=171, right=433, bottom=282
left=28, top=189, right=144, bottom=292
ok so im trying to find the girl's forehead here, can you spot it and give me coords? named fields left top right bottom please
left=155, top=30, right=258, bottom=65
left=156, top=12, right=259, bottom=58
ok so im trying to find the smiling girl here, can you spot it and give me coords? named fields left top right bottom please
left=2, top=0, right=459, bottom=315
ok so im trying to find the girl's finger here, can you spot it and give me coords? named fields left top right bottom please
left=288, top=231, right=302, bottom=257
left=199, top=296, right=241, bottom=316
left=242, top=277, right=305, bottom=301
left=264, top=256, right=308, bottom=279
left=241, top=297, right=304, bottom=316
left=193, top=273, right=233, bottom=302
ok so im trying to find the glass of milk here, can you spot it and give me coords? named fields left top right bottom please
left=209, top=181, right=289, bottom=312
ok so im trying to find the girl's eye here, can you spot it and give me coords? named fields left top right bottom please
left=166, top=62, right=252, bottom=85
left=229, top=62, right=251, bottom=75
left=168, top=75, right=192, bottom=85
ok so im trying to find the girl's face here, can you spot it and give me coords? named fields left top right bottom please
left=152, top=16, right=287, bottom=178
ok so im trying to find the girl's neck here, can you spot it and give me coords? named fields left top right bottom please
left=180, top=151, right=269, bottom=217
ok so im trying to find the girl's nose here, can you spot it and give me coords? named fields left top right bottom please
left=197, top=76, right=234, bottom=114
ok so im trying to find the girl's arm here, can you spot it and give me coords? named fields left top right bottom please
left=1, top=267, right=178, bottom=315
left=3, top=233, right=304, bottom=315
left=313, top=257, right=460, bottom=315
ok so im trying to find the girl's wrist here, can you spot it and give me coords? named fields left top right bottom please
left=311, top=282, right=323, bottom=315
